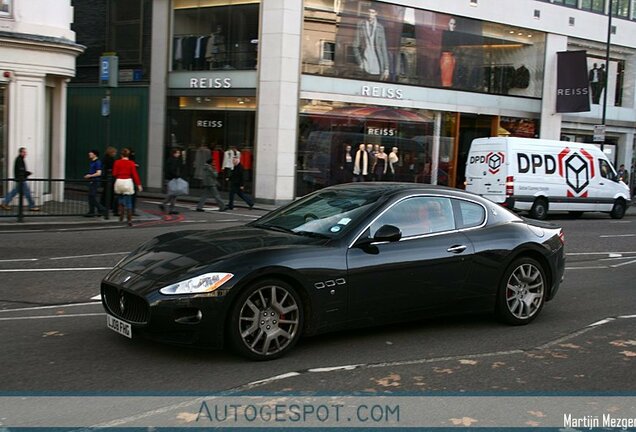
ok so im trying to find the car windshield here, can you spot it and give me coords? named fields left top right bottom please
left=251, top=187, right=385, bottom=238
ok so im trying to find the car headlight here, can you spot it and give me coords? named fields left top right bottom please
left=159, top=272, right=234, bottom=295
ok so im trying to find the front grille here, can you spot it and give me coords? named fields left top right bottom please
left=102, top=283, right=150, bottom=324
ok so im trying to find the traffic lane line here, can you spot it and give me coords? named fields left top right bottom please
left=0, top=313, right=105, bottom=321
left=0, top=267, right=112, bottom=273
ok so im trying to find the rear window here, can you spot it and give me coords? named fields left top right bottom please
left=455, top=200, right=486, bottom=228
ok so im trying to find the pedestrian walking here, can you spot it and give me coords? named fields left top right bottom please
left=83, top=149, right=108, bottom=217
left=617, top=164, right=629, bottom=184
left=160, top=148, right=184, bottom=215
left=196, top=159, right=226, bottom=212
left=227, top=156, right=254, bottom=210
left=1, top=147, right=40, bottom=211
left=112, top=148, right=143, bottom=226
left=100, top=146, right=117, bottom=215
left=129, top=149, right=141, bottom=216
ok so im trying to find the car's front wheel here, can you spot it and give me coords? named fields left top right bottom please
left=229, top=279, right=303, bottom=360
left=496, top=257, right=546, bottom=325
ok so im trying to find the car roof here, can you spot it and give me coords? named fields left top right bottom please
left=325, top=182, right=484, bottom=201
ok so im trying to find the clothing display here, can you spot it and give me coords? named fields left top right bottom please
left=353, top=146, right=369, bottom=182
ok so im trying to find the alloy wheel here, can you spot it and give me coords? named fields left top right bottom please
left=237, top=284, right=300, bottom=357
left=505, top=263, right=545, bottom=320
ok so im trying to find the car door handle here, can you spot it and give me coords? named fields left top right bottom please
left=447, top=245, right=467, bottom=254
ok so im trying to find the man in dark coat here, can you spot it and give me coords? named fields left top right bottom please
left=227, top=156, right=254, bottom=210
left=196, top=159, right=226, bottom=212
left=159, top=148, right=184, bottom=214
left=1, top=147, right=40, bottom=211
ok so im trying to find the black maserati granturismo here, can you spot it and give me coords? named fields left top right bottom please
left=102, top=183, right=565, bottom=360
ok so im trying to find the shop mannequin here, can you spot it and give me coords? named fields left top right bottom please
left=342, top=144, right=354, bottom=183
left=388, top=147, right=399, bottom=181
left=373, top=145, right=388, bottom=181
left=353, top=144, right=368, bottom=182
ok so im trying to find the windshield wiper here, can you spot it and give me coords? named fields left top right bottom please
left=258, top=224, right=295, bottom=234
left=294, top=230, right=330, bottom=239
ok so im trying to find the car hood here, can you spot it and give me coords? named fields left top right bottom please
left=112, top=226, right=322, bottom=283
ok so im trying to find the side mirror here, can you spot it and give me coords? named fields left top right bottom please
left=373, top=224, right=402, bottom=243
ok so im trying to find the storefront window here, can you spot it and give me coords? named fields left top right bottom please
left=167, top=96, right=256, bottom=193
left=581, top=0, right=606, bottom=12
left=303, top=0, right=546, bottom=97
left=172, top=0, right=259, bottom=71
left=499, top=117, right=540, bottom=138
left=297, top=100, right=456, bottom=196
left=0, top=0, right=10, bottom=16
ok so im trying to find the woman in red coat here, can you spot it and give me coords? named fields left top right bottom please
left=112, top=148, right=143, bottom=226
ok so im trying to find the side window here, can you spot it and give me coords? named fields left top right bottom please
left=599, top=159, right=616, bottom=180
left=370, top=197, right=455, bottom=238
left=456, top=200, right=486, bottom=229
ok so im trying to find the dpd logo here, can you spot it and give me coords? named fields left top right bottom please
left=557, top=147, right=595, bottom=197
left=486, top=151, right=505, bottom=174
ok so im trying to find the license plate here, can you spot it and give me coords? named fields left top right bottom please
left=106, top=314, right=132, bottom=339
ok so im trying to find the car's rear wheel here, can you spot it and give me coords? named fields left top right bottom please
left=496, top=257, right=546, bottom=325
left=229, top=279, right=303, bottom=360
left=530, top=198, right=548, bottom=220
left=610, top=199, right=626, bottom=219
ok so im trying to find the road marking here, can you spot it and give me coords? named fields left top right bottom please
left=0, top=258, right=38, bottom=263
left=0, top=313, right=104, bottom=321
left=565, top=266, right=608, bottom=270
left=566, top=251, right=636, bottom=255
left=90, top=294, right=101, bottom=300
left=610, top=259, right=636, bottom=268
left=50, top=252, right=129, bottom=261
left=308, top=365, right=363, bottom=373
left=0, top=267, right=111, bottom=273
left=600, top=234, right=636, bottom=238
left=608, top=253, right=623, bottom=258
left=588, top=318, right=615, bottom=327
left=0, top=301, right=101, bottom=313
left=247, top=372, right=301, bottom=387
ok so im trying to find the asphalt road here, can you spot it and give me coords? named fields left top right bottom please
left=0, top=199, right=634, bottom=395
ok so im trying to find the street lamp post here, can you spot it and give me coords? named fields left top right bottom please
left=601, top=0, right=615, bottom=151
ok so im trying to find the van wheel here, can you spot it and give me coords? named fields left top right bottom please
left=530, top=198, right=548, bottom=220
left=610, top=199, right=626, bottom=219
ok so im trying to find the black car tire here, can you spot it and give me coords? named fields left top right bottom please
left=530, top=198, right=548, bottom=220
left=609, top=199, right=626, bottom=219
left=228, top=279, right=304, bottom=360
left=496, top=257, right=547, bottom=325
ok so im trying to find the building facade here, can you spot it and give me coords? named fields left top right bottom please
left=0, top=0, right=82, bottom=198
left=69, top=0, right=636, bottom=203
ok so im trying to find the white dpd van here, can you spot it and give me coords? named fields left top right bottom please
left=465, top=137, right=631, bottom=219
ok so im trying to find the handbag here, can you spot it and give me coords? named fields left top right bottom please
left=167, top=178, right=189, bottom=196
left=114, top=178, right=135, bottom=195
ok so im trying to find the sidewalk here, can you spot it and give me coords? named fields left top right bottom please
left=0, top=191, right=281, bottom=231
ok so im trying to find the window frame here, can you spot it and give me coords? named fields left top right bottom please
left=0, top=0, right=12, bottom=18
left=320, top=40, right=336, bottom=64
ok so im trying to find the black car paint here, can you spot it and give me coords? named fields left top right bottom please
left=101, top=184, right=565, bottom=350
